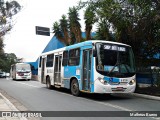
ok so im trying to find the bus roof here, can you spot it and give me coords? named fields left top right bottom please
left=40, top=40, right=131, bottom=56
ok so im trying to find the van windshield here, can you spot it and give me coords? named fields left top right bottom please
left=16, top=64, right=31, bottom=72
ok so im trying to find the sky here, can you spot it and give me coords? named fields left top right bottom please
left=4, top=0, right=87, bottom=62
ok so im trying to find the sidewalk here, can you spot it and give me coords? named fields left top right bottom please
left=0, top=93, right=27, bottom=120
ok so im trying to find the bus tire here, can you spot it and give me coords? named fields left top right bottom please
left=71, top=79, right=80, bottom=96
left=46, top=77, right=52, bottom=89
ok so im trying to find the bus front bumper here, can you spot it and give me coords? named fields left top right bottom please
left=94, top=80, right=136, bottom=93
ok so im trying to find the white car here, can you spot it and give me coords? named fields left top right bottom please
left=5, top=73, right=10, bottom=77
left=0, top=72, right=6, bottom=78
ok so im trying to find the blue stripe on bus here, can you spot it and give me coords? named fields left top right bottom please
left=103, top=77, right=119, bottom=83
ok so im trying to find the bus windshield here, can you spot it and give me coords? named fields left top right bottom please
left=96, top=43, right=135, bottom=77
left=16, top=64, right=31, bottom=72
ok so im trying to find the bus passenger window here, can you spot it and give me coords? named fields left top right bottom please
left=46, top=54, right=54, bottom=67
left=68, top=48, right=80, bottom=66
left=62, top=51, right=68, bottom=66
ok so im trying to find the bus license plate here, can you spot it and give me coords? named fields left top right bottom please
left=117, top=87, right=123, bottom=90
left=120, top=79, right=128, bottom=82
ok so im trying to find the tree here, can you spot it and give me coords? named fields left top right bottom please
left=94, top=19, right=113, bottom=41
left=59, top=15, right=70, bottom=45
left=52, top=15, right=71, bottom=45
left=68, top=6, right=82, bottom=43
left=84, top=6, right=96, bottom=40
left=0, top=0, right=21, bottom=58
left=79, top=0, right=160, bottom=67
left=53, top=6, right=82, bottom=45
left=0, top=0, right=21, bottom=36
left=0, top=37, right=4, bottom=54
left=0, top=0, right=20, bottom=72
left=52, top=21, right=65, bottom=43
left=0, top=53, right=17, bottom=72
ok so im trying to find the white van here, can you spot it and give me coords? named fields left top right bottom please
left=10, top=63, right=31, bottom=80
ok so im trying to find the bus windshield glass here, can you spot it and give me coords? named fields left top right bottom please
left=16, top=64, right=31, bottom=72
left=96, top=43, right=135, bottom=77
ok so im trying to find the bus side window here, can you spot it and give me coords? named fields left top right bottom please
left=46, top=54, right=54, bottom=67
left=68, top=48, right=80, bottom=66
left=62, top=51, right=68, bottom=66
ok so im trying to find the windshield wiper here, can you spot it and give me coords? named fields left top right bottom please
left=108, top=50, right=119, bottom=76
left=107, top=61, right=120, bottom=76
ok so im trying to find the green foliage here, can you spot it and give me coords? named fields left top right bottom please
left=0, top=0, right=21, bottom=36
left=68, top=6, right=82, bottom=43
left=84, top=6, right=97, bottom=40
left=52, top=21, right=63, bottom=39
left=0, top=37, right=4, bottom=54
left=94, top=19, right=113, bottom=41
left=0, top=53, right=17, bottom=72
left=53, top=6, right=82, bottom=45
left=68, top=6, right=81, bottom=28
left=52, top=0, right=160, bottom=70
left=52, top=16, right=70, bottom=45
left=59, top=15, right=70, bottom=45
left=60, top=15, right=68, bottom=30
left=79, top=0, right=160, bottom=68
left=0, top=0, right=21, bottom=67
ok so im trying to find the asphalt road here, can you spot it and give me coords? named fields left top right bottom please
left=0, top=78, right=159, bottom=120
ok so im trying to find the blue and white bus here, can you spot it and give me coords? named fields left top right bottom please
left=38, top=40, right=136, bottom=96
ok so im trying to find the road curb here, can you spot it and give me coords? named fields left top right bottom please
left=0, top=93, right=18, bottom=111
left=131, top=93, right=160, bottom=101
left=0, top=93, right=28, bottom=120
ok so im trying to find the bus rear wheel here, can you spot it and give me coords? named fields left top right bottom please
left=71, top=79, right=80, bottom=96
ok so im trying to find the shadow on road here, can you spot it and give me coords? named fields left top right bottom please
left=46, top=87, right=133, bottom=101
left=12, top=79, right=30, bottom=81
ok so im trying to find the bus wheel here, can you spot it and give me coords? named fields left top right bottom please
left=71, top=79, right=80, bottom=96
left=46, top=77, right=52, bottom=89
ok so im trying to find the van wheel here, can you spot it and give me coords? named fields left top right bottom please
left=71, top=79, right=80, bottom=96
left=46, top=77, right=52, bottom=89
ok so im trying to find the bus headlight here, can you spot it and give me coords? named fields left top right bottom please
left=98, top=77, right=108, bottom=85
left=129, top=79, right=136, bottom=85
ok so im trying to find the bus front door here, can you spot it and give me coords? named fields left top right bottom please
left=54, top=55, right=62, bottom=85
left=82, top=49, right=92, bottom=91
